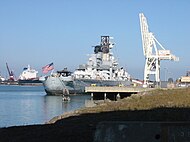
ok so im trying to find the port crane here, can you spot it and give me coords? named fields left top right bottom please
left=139, top=13, right=179, bottom=87
left=6, top=63, right=15, bottom=81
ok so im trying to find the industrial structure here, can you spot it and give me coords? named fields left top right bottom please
left=6, top=62, right=15, bottom=81
left=139, top=13, right=179, bottom=87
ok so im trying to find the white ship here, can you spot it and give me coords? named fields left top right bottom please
left=43, top=36, right=132, bottom=95
left=0, top=75, right=5, bottom=82
left=18, top=65, right=42, bottom=85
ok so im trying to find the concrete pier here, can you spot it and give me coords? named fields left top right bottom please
left=85, top=86, right=152, bottom=101
left=85, top=86, right=150, bottom=93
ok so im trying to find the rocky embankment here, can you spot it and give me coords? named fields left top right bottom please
left=0, top=88, right=190, bottom=142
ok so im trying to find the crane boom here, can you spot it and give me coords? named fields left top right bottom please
left=139, top=13, right=153, bottom=56
left=6, top=63, right=15, bottom=81
left=6, top=63, right=11, bottom=76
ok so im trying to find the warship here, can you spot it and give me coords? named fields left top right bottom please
left=43, top=36, right=132, bottom=95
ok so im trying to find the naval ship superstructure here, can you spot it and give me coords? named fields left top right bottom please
left=43, top=36, right=131, bottom=95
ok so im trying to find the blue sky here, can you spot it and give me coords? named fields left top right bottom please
left=0, top=0, right=189, bottom=80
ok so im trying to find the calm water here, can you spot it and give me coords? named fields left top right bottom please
left=0, top=85, right=90, bottom=128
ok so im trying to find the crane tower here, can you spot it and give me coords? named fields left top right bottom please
left=139, top=13, right=179, bottom=86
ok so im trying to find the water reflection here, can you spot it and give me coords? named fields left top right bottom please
left=0, top=85, right=90, bottom=127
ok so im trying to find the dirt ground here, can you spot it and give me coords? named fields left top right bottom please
left=0, top=88, right=190, bottom=142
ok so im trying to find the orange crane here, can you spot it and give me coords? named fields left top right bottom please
left=6, top=63, right=15, bottom=81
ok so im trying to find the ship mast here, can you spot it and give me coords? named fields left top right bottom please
left=100, top=36, right=114, bottom=61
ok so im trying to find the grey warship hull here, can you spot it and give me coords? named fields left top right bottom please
left=43, top=77, right=131, bottom=96
left=43, top=75, right=81, bottom=95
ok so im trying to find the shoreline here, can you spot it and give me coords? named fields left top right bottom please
left=1, top=88, right=190, bottom=142
left=47, top=87, right=190, bottom=123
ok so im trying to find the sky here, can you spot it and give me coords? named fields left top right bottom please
left=0, top=0, right=190, bottom=81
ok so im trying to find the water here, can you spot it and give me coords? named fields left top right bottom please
left=0, top=85, right=90, bottom=128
